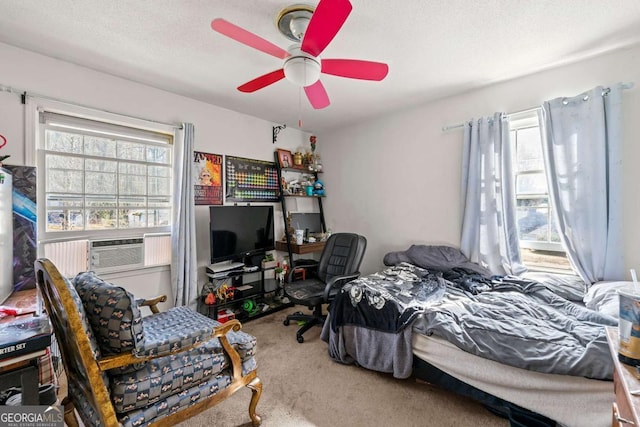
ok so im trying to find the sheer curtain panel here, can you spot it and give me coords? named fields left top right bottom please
left=540, top=84, right=625, bottom=283
left=460, top=113, right=525, bottom=276
left=171, top=123, right=198, bottom=308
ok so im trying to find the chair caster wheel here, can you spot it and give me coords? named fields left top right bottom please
left=283, top=319, right=290, bottom=326
left=296, top=335, right=304, bottom=343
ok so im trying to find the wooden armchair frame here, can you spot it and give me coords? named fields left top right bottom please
left=35, top=258, right=262, bottom=427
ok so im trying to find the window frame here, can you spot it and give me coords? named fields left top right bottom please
left=509, top=114, right=563, bottom=253
left=31, top=99, right=176, bottom=245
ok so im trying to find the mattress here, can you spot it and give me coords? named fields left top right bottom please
left=411, top=332, right=612, bottom=427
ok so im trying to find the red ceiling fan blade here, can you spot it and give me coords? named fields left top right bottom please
left=211, top=19, right=289, bottom=60
left=301, top=0, right=352, bottom=57
left=304, top=80, right=330, bottom=109
left=237, top=69, right=285, bottom=93
left=322, top=59, right=389, bottom=81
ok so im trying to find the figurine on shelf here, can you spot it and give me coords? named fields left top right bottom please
left=293, top=151, right=303, bottom=167
left=281, top=177, right=291, bottom=195
left=275, top=265, right=284, bottom=285
left=313, top=179, right=325, bottom=196
left=204, top=292, right=216, bottom=305
left=304, top=151, right=314, bottom=168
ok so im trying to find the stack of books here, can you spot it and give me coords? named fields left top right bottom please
left=0, top=315, right=52, bottom=360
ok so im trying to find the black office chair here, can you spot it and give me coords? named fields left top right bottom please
left=283, top=233, right=367, bottom=343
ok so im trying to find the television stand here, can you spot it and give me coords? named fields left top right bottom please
left=207, top=261, right=245, bottom=274
left=199, top=263, right=293, bottom=323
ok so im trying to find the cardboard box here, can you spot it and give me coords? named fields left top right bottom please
left=262, top=260, right=278, bottom=269
left=217, top=308, right=235, bottom=323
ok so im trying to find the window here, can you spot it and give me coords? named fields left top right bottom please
left=38, top=112, right=173, bottom=239
left=509, top=114, right=571, bottom=272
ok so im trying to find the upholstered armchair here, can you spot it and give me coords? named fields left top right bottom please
left=34, top=258, right=262, bottom=427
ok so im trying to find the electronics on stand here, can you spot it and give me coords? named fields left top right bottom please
left=209, top=205, right=275, bottom=266
left=207, top=261, right=245, bottom=274
left=202, top=204, right=291, bottom=323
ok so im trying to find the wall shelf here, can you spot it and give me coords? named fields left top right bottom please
left=274, top=151, right=326, bottom=264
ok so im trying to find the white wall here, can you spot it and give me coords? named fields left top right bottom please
left=321, top=44, right=640, bottom=276
left=3, top=40, right=639, bottom=289
left=0, top=42, right=312, bottom=304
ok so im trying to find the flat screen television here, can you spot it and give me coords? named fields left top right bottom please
left=209, top=205, right=275, bottom=265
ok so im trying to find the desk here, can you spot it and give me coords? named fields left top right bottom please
left=275, top=239, right=325, bottom=254
left=606, top=326, right=640, bottom=426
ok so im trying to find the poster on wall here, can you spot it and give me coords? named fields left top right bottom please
left=3, top=165, right=37, bottom=291
left=194, top=151, right=223, bottom=205
left=225, top=156, right=279, bottom=202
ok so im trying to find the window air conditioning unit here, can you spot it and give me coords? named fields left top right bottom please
left=89, top=238, right=144, bottom=273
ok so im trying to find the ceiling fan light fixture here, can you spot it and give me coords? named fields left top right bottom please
left=283, top=56, right=321, bottom=87
left=289, top=16, right=310, bottom=40
left=276, top=4, right=315, bottom=42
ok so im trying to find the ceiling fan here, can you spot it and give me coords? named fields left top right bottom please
left=211, top=0, right=389, bottom=110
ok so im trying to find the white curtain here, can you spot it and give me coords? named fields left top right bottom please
left=540, top=84, right=624, bottom=283
left=171, top=123, right=198, bottom=308
left=460, top=113, right=525, bottom=276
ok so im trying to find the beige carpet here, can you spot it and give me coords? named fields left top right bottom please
left=181, top=307, right=508, bottom=427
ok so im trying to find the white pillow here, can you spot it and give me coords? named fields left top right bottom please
left=584, top=281, right=636, bottom=319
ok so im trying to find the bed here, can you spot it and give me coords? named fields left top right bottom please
left=321, top=245, right=620, bottom=427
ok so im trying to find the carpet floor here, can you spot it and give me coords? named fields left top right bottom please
left=180, top=306, right=509, bottom=427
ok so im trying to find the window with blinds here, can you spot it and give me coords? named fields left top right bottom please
left=38, top=112, right=173, bottom=237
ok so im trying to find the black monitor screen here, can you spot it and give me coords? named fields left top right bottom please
left=209, top=205, right=275, bottom=264
left=290, top=212, right=323, bottom=233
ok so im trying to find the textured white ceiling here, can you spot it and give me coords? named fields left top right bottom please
left=0, top=0, right=639, bottom=132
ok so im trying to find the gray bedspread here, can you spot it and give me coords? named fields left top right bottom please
left=323, top=245, right=617, bottom=380
left=413, top=278, right=616, bottom=379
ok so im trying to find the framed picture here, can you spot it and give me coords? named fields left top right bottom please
left=193, top=151, right=223, bottom=205
left=225, top=156, right=279, bottom=202
left=277, top=149, right=293, bottom=169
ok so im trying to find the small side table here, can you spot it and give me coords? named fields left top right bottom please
left=605, top=326, right=640, bottom=426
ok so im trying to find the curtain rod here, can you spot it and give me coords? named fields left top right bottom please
left=441, top=82, right=634, bottom=132
left=0, top=83, right=183, bottom=130
left=442, top=106, right=541, bottom=132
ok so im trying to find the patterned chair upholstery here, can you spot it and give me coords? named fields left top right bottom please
left=35, top=259, right=262, bottom=427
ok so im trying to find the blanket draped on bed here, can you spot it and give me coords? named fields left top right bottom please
left=323, top=245, right=617, bottom=380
